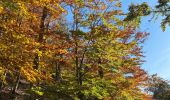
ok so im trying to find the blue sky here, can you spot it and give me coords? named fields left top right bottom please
left=122, top=0, right=170, bottom=79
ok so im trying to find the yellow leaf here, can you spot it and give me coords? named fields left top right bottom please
left=0, top=6, right=3, bottom=13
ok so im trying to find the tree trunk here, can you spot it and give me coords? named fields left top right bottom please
left=11, top=72, right=21, bottom=99
left=55, top=61, right=61, bottom=81
left=98, top=58, right=103, bottom=78
left=75, top=41, right=79, bottom=84
left=33, top=7, right=48, bottom=70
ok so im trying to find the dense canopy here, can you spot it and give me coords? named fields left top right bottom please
left=0, top=0, right=168, bottom=100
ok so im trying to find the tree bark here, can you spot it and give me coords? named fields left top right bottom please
left=55, top=61, right=61, bottom=81
left=33, top=7, right=48, bottom=69
left=11, top=72, right=21, bottom=99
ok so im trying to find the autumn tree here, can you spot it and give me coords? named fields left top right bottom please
left=146, top=74, right=170, bottom=100
left=46, top=0, right=150, bottom=99
left=0, top=0, right=150, bottom=99
left=0, top=0, right=66, bottom=99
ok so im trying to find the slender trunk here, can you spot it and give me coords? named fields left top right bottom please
left=39, top=7, right=48, bottom=43
left=33, top=7, right=48, bottom=69
left=72, top=5, right=85, bottom=99
left=32, top=7, right=48, bottom=99
left=73, top=6, right=81, bottom=85
left=33, top=54, right=39, bottom=70
left=98, top=58, right=103, bottom=78
left=11, top=72, right=21, bottom=100
left=12, top=72, right=21, bottom=94
left=75, top=41, right=79, bottom=84
left=78, top=49, right=87, bottom=86
left=55, top=61, right=61, bottom=81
